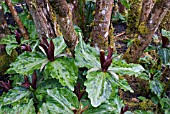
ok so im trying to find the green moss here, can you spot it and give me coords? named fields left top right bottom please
left=0, top=50, right=17, bottom=76
left=126, top=0, right=142, bottom=35
left=139, top=99, right=155, bottom=111
left=138, top=22, right=149, bottom=35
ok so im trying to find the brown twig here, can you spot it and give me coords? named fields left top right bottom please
left=5, top=0, right=29, bottom=40
left=115, top=31, right=126, bottom=38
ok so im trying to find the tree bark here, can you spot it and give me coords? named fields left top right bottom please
left=139, top=0, right=154, bottom=23
left=25, top=0, right=61, bottom=39
left=49, top=0, right=78, bottom=54
left=160, top=10, right=170, bottom=31
left=92, top=0, right=114, bottom=50
left=5, top=0, right=29, bottom=40
left=123, top=0, right=170, bottom=63
left=126, top=0, right=142, bottom=35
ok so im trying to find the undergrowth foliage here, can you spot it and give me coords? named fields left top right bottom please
left=0, top=27, right=146, bottom=113
left=0, top=0, right=170, bottom=114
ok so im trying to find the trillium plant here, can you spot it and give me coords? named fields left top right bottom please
left=0, top=29, right=146, bottom=113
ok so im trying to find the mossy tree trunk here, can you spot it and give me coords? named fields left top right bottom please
left=25, top=0, right=61, bottom=39
left=160, top=10, right=170, bottom=31
left=126, top=0, right=142, bottom=35
left=49, top=0, right=78, bottom=55
left=139, top=0, right=154, bottom=24
left=92, top=0, right=114, bottom=50
left=123, top=0, right=170, bottom=63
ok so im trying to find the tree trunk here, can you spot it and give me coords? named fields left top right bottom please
left=123, top=0, right=170, bottom=63
left=49, top=0, right=78, bottom=54
left=25, top=0, right=61, bottom=39
left=5, top=0, right=29, bottom=40
left=126, top=0, right=142, bottom=35
left=160, top=10, right=170, bottom=31
left=139, top=0, right=154, bottom=23
left=91, top=0, right=114, bottom=50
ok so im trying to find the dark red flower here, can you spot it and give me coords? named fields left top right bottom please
left=40, top=38, right=55, bottom=61
left=21, top=71, right=37, bottom=90
left=100, top=46, right=113, bottom=72
left=0, top=80, right=11, bottom=92
left=120, top=104, right=128, bottom=114
left=15, top=30, right=21, bottom=44
left=74, top=83, right=86, bottom=101
left=21, top=44, right=32, bottom=52
left=21, top=76, right=32, bottom=89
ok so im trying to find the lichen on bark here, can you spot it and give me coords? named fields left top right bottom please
left=126, top=0, right=143, bottom=35
left=123, top=0, right=170, bottom=63
left=92, top=0, right=114, bottom=50
left=49, top=0, right=78, bottom=54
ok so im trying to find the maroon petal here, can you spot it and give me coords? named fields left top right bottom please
left=103, top=57, right=112, bottom=72
left=15, top=30, right=21, bottom=44
left=27, top=44, right=32, bottom=52
left=162, top=36, right=169, bottom=48
left=100, top=50, right=105, bottom=70
left=31, top=71, right=37, bottom=90
left=40, top=43, right=49, bottom=57
left=48, top=39, right=55, bottom=61
left=22, top=82, right=32, bottom=89
left=21, top=45, right=27, bottom=50
left=106, top=46, right=113, bottom=60
left=0, top=81, right=11, bottom=92
left=42, top=37, right=49, bottom=47
left=22, top=76, right=31, bottom=88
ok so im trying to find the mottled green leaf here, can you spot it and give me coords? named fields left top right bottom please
left=85, top=71, right=112, bottom=107
left=41, top=88, right=79, bottom=114
left=0, top=99, right=36, bottom=114
left=44, top=57, right=78, bottom=91
left=53, top=36, right=67, bottom=56
left=150, top=80, right=163, bottom=98
left=161, top=29, right=170, bottom=38
left=75, top=33, right=100, bottom=69
left=134, top=110, right=154, bottom=114
left=6, top=52, right=47, bottom=75
left=157, top=46, right=170, bottom=65
left=38, top=103, right=50, bottom=114
left=110, top=59, right=145, bottom=77
left=2, top=87, right=31, bottom=106
left=84, top=97, right=123, bottom=114
left=0, top=35, right=17, bottom=44
left=6, top=43, right=19, bottom=56
left=111, top=78, right=134, bottom=93
left=35, top=79, right=62, bottom=101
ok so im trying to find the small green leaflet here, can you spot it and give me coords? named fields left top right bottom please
left=120, top=0, right=130, bottom=9
left=6, top=52, right=48, bottom=75
left=44, top=57, right=78, bottom=91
